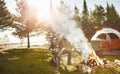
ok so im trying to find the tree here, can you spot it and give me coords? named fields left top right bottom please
left=81, top=0, right=95, bottom=40
left=86, top=5, right=105, bottom=39
left=15, top=0, right=38, bottom=48
left=73, top=5, right=80, bottom=22
left=91, top=5, right=105, bottom=25
left=81, top=0, right=89, bottom=22
left=105, top=3, right=120, bottom=30
left=106, top=4, right=119, bottom=23
left=0, top=0, right=14, bottom=31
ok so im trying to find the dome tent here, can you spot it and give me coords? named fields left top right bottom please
left=91, top=28, right=120, bottom=52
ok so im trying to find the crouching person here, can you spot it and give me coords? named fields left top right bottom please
left=49, top=35, right=64, bottom=69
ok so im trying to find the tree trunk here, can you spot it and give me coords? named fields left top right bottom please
left=27, top=32, right=30, bottom=49
left=67, top=50, right=72, bottom=65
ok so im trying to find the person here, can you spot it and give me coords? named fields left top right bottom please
left=49, top=33, right=64, bottom=69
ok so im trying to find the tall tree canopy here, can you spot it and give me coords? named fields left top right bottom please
left=105, top=3, right=120, bottom=30
left=106, top=4, right=119, bottom=23
left=0, top=0, right=14, bottom=31
left=91, top=5, right=105, bottom=25
left=14, top=0, right=38, bottom=48
left=81, top=0, right=94, bottom=40
left=81, top=0, right=89, bottom=21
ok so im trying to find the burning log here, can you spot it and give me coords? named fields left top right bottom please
left=76, top=61, right=92, bottom=73
left=87, top=48, right=104, bottom=66
left=82, top=65, right=92, bottom=74
left=75, top=50, right=119, bottom=73
left=87, top=59, right=97, bottom=67
left=76, top=49, right=104, bottom=73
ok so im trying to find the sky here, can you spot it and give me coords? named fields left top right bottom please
left=1, top=0, right=120, bottom=44
left=4, top=0, right=120, bottom=15
left=5, top=0, right=17, bottom=15
left=62, top=0, right=120, bottom=15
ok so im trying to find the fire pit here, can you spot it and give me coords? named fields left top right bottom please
left=76, top=58, right=120, bottom=74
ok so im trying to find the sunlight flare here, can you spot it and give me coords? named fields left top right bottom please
left=27, top=0, right=51, bottom=21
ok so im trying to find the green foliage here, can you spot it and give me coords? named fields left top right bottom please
left=14, top=0, right=38, bottom=37
left=81, top=0, right=89, bottom=21
left=0, top=0, right=14, bottom=30
left=81, top=22, right=96, bottom=40
left=91, top=5, right=105, bottom=25
left=14, top=0, right=39, bottom=48
left=106, top=4, right=119, bottom=22
left=105, top=3, right=120, bottom=30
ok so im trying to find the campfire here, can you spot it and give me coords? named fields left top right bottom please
left=76, top=56, right=120, bottom=73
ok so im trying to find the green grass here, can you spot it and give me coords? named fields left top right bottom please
left=0, top=48, right=56, bottom=74
left=0, top=48, right=120, bottom=74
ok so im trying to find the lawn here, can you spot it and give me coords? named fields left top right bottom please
left=0, top=48, right=120, bottom=74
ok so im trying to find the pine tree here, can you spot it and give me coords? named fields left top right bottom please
left=0, top=0, right=14, bottom=31
left=105, top=3, right=120, bottom=29
left=91, top=5, right=105, bottom=25
left=81, top=0, right=94, bottom=40
left=73, top=5, right=80, bottom=22
left=106, top=4, right=118, bottom=21
left=82, top=0, right=89, bottom=21
left=105, top=2, right=110, bottom=25
left=14, top=0, right=38, bottom=48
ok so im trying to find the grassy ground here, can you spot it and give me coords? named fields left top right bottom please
left=0, top=48, right=120, bottom=74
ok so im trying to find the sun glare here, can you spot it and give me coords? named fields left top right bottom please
left=27, top=0, right=51, bottom=21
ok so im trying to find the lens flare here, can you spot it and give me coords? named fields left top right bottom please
left=27, top=0, right=50, bottom=21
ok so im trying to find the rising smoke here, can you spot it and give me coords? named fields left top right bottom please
left=47, top=1, right=103, bottom=65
